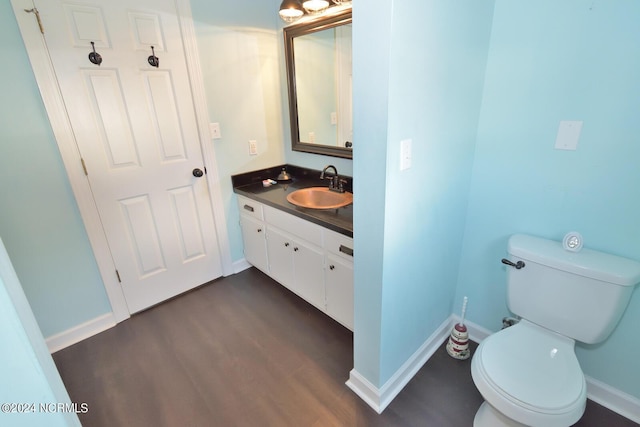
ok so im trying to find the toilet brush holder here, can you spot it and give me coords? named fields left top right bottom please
left=447, top=297, right=471, bottom=360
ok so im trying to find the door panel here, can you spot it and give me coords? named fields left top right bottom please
left=84, top=69, right=141, bottom=168
left=63, top=4, right=110, bottom=48
left=120, top=195, right=166, bottom=278
left=143, top=71, right=188, bottom=161
left=168, top=186, right=206, bottom=262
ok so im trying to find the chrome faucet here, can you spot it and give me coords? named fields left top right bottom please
left=320, top=165, right=346, bottom=193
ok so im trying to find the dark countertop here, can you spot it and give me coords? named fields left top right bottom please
left=232, top=165, right=353, bottom=238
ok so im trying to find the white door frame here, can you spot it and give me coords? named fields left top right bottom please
left=11, top=0, right=233, bottom=322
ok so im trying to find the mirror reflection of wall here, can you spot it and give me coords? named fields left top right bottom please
left=294, top=24, right=352, bottom=148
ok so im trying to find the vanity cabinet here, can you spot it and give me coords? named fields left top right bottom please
left=236, top=195, right=353, bottom=330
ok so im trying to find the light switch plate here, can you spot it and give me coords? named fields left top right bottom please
left=249, top=140, right=258, bottom=155
left=400, top=139, right=412, bottom=171
left=210, top=122, right=221, bottom=140
left=555, top=120, right=583, bottom=150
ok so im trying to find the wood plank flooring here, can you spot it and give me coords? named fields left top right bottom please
left=53, top=267, right=638, bottom=426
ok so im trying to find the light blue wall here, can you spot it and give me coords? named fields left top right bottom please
left=191, top=0, right=286, bottom=262
left=351, top=0, right=392, bottom=386
left=456, top=0, right=640, bottom=399
left=353, top=0, right=494, bottom=387
left=0, top=239, right=80, bottom=427
left=0, top=2, right=112, bottom=338
left=192, top=0, right=353, bottom=264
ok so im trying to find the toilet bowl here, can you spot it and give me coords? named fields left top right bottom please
left=470, top=234, right=640, bottom=427
left=471, top=320, right=586, bottom=427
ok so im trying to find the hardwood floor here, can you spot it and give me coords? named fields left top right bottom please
left=53, top=268, right=637, bottom=426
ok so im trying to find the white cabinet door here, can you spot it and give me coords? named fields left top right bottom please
left=292, top=241, right=325, bottom=310
left=239, top=215, right=269, bottom=274
left=266, top=227, right=295, bottom=289
left=325, top=253, right=354, bottom=330
left=267, top=226, right=324, bottom=310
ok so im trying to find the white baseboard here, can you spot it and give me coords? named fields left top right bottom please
left=585, top=375, right=640, bottom=424
left=346, top=315, right=453, bottom=413
left=345, top=370, right=384, bottom=413
left=232, top=258, right=252, bottom=274
left=456, top=316, right=640, bottom=424
left=46, top=312, right=116, bottom=353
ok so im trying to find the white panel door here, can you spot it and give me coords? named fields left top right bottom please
left=33, top=0, right=223, bottom=313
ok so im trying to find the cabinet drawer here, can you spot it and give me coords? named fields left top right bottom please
left=264, top=205, right=323, bottom=247
left=237, top=195, right=264, bottom=221
left=325, top=230, right=354, bottom=261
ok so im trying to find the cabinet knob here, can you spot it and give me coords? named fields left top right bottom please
left=329, top=265, right=335, bottom=270
left=257, top=228, right=262, bottom=233
left=284, top=242, right=290, bottom=247
left=294, top=247, right=299, bottom=252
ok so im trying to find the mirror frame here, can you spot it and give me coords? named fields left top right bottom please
left=284, top=9, right=352, bottom=159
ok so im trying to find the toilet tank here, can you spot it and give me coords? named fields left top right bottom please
left=506, top=234, right=640, bottom=344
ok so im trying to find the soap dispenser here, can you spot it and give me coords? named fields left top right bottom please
left=276, top=167, right=292, bottom=182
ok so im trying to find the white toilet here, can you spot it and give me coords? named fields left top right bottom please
left=471, top=234, right=640, bottom=427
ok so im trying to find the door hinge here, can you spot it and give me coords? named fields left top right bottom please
left=115, top=269, right=122, bottom=283
left=81, top=158, right=88, bottom=176
left=24, top=8, right=44, bottom=34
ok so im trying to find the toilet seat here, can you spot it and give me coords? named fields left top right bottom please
left=472, top=320, right=586, bottom=426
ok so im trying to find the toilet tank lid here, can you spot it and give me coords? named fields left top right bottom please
left=508, top=234, right=640, bottom=286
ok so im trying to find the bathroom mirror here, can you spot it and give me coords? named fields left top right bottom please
left=284, top=9, right=352, bottom=159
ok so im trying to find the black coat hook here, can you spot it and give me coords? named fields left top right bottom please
left=88, top=41, right=102, bottom=66
left=148, top=46, right=159, bottom=68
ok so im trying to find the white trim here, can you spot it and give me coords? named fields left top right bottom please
left=10, top=0, right=130, bottom=322
left=46, top=313, right=116, bottom=354
left=585, top=375, right=640, bottom=424
left=175, top=0, right=234, bottom=277
left=346, top=369, right=383, bottom=413
left=233, top=258, right=252, bottom=274
left=346, top=315, right=452, bottom=413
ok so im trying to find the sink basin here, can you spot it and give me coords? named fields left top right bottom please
left=287, top=187, right=353, bottom=210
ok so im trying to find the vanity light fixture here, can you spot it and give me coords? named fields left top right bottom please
left=279, top=0, right=305, bottom=23
left=279, top=0, right=351, bottom=24
left=302, top=0, right=330, bottom=15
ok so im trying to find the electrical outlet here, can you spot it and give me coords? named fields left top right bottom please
left=249, top=140, right=258, bottom=155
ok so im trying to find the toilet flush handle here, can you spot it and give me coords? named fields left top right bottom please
left=501, top=258, right=525, bottom=269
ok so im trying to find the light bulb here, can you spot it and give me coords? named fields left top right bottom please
left=279, top=0, right=304, bottom=23
left=302, top=0, right=330, bottom=15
